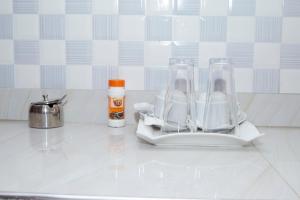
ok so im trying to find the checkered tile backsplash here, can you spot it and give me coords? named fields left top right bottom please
left=0, top=0, right=300, bottom=93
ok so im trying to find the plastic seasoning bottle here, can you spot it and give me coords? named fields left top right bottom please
left=108, top=79, right=126, bottom=128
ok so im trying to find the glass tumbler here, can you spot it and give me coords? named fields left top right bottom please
left=162, top=58, right=197, bottom=133
left=202, top=58, right=239, bottom=133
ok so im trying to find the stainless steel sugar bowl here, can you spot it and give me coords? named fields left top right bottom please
left=29, top=94, right=67, bottom=129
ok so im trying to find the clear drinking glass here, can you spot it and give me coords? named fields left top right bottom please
left=162, top=58, right=197, bottom=133
left=202, top=58, right=239, bottom=133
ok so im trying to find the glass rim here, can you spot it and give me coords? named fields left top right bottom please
left=169, top=58, right=194, bottom=66
left=209, top=58, right=232, bottom=65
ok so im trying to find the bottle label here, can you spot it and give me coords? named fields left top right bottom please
left=108, top=97, right=125, bottom=120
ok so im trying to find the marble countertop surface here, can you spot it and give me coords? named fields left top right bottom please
left=0, top=121, right=299, bottom=200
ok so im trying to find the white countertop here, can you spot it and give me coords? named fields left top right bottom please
left=0, top=121, right=299, bottom=200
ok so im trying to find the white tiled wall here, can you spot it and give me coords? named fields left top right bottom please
left=0, top=0, right=299, bottom=93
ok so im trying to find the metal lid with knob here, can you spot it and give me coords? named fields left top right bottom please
left=31, top=94, right=67, bottom=105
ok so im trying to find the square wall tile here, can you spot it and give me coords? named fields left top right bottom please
left=0, top=41, right=13, bottom=64
left=200, top=0, right=228, bottom=16
left=229, top=0, right=255, bottom=16
left=146, top=16, right=172, bottom=41
left=227, top=43, right=254, bottom=68
left=93, top=15, right=118, bottom=40
left=40, top=15, right=65, bottom=40
left=93, top=0, right=118, bottom=14
left=66, top=0, right=92, bottom=14
left=173, top=0, right=200, bottom=15
left=283, top=0, right=300, bottom=16
left=119, top=41, right=144, bottom=66
left=280, top=69, right=300, bottom=93
left=0, top=0, right=13, bottom=14
left=119, top=66, right=144, bottom=90
left=200, top=16, right=227, bottom=41
left=92, top=65, right=118, bottom=89
left=253, top=69, right=279, bottom=93
left=172, top=42, right=199, bottom=66
left=13, top=15, right=39, bottom=40
left=119, top=16, right=144, bottom=41
left=199, top=42, right=226, bottom=67
left=93, top=41, right=118, bottom=65
left=280, top=44, right=300, bottom=69
left=146, top=0, right=172, bottom=15
left=66, top=65, right=92, bottom=89
left=144, top=67, right=168, bottom=90
left=256, top=0, right=282, bottom=16
left=41, top=65, right=66, bottom=89
left=173, top=16, right=199, bottom=41
left=66, top=15, right=92, bottom=40
left=227, top=17, right=255, bottom=42
left=144, top=41, right=171, bottom=66
left=13, top=0, right=39, bottom=14
left=40, top=41, right=66, bottom=65
left=0, top=15, right=12, bottom=39
left=66, top=41, right=92, bottom=65
left=282, top=18, right=300, bottom=43
left=234, top=68, right=253, bottom=92
left=39, top=0, right=65, bottom=14
left=256, top=17, right=282, bottom=43
left=119, top=0, right=145, bottom=15
left=0, top=65, right=14, bottom=88
left=14, top=40, right=39, bottom=65
left=13, top=0, right=38, bottom=14
left=254, top=43, right=280, bottom=69
left=14, top=65, right=40, bottom=88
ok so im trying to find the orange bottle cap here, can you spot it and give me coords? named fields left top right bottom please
left=109, top=79, right=125, bottom=87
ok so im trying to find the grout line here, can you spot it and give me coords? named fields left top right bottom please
left=253, top=141, right=300, bottom=199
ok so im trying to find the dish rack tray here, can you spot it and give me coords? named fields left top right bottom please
left=136, top=119, right=263, bottom=147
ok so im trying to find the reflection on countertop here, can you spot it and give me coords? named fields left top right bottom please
left=0, top=121, right=299, bottom=200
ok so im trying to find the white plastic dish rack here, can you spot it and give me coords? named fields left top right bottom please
left=136, top=118, right=264, bottom=147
